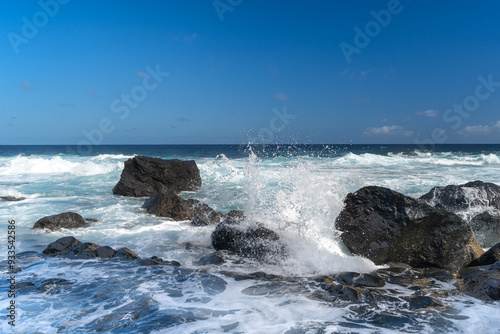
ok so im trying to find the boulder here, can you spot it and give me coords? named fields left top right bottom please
left=419, top=180, right=500, bottom=211
left=469, top=211, right=500, bottom=248
left=33, top=212, right=94, bottom=231
left=142, top=189, right=224, bottom=224
left=468, top=242, right=500, bottom=267
left=211, top=219, right=286, bottom=260
left=456, top=262, right=500, bottom=301
left=335, top=186, right=484, bottom=272
left=42, top=236, right=81, bottom=255
left=112, top=156, right=201, bottom=197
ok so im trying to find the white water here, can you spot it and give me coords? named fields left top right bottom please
left=1, top=149, right=499, bottom=333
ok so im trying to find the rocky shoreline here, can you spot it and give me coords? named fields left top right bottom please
left=29, top=155, right=500, bottom=304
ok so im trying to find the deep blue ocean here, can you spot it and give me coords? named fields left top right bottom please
left=1, top=144, right=499, bottom=333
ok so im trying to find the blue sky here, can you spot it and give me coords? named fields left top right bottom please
left=1, top=0, right=500, bottom=145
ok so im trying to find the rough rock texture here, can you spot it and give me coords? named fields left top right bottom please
left=42, top=236, right=140, bottom=260
left=113, top=156, right=201, bottom=197
left=335, top=186, right=484, bottom=272
left=469, top=211, right=500, bottom=248
left=420, top=180, right=500, bottom=211
left=420, top=181, right=500, bottom=248
left=33, top=212, right=94, bottom=231
left=142, top=189, right=224, bottom=224
left=456, top=262, right=500, bottom=301
left=468, top=242, right=500, bottom=267
left=211, top=219, right=286, bottom=260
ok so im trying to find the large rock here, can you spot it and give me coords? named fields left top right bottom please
left=420, top=181, right=500, bottom=248
left=469, top=211, right=500, bottom=248
left=420, top=180, right=500, bottom=211
left=113, top=156, right=202, bottom=197
left=335, top=186, right=484, bottom=272
left=33, top=212, right=94, bottom=231
left=211, top=219, right=286, bottom=260
left=456, top=262, right=500, bottom=301
left=142, top=189, right=224, bottom=224
left=468, top=242, right=500, bottom=267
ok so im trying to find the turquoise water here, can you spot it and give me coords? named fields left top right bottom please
left=1, top=144, right=499, bottom=333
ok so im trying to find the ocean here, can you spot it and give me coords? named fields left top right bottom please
left=1, top=144, right=499, bottom=333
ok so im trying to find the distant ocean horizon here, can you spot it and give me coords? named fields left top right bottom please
left=1, top=143, right=499, bottom=333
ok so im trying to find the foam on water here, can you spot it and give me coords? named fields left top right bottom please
left=1, top=145, right=499, bottom=333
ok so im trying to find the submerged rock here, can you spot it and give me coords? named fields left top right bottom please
left=142, top=189, right=224, bottom=224
left=211, top=219, right=286, bottom=261
left=113, top=156, right=202, bottom=197
left=335, top=186, right=483, bottom=272
left=0, top=196, right=26, bottom=201
left=33, top=212, right=95, bottom=231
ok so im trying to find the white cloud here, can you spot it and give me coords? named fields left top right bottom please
left=459, top=121, right=500, bottom=136
left=273, top=92, right=289, bottom=101
left=363, top=125, right=406, bottom=136
left=417, top=109, right=439, bottom=117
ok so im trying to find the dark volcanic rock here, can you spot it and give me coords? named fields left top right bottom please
left=1, top=196, right=26, bottom=201
left=33, top=212, right=93, bottom=231
left=420, top=180, right=500, bottom=211
left=42, top=236, right=81, bottom=255
left=469, top=211, right=500, bottom=248
left=468, top=242, right=500, bottom=267
left=142, top=189, right=224, bottom=224
left=335, top=186, right=484, bottom=272
left=196, top=252, right=226, bottom=265
left=457, top=262, right=500, bottom=301
left=405, top=295, right=444, bottom=310
left=211, top=219, right=286, bottom=260
left=115, top=247, right=141, bottom=260
left=113, top=156, right=202, bottom=197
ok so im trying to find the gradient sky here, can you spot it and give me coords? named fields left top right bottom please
left=1, top=0, right=500, bottom=145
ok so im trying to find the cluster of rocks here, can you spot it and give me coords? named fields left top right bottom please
left=30, top=155, right=500, bottom=303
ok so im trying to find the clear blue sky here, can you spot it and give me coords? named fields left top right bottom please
left=1, top=0, right=500, bottom=145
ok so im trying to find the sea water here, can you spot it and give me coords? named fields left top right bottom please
left=0, top=144, right=499, bottom=333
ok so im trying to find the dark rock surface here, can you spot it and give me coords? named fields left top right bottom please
left=142, top=189, right=224, bottom=225
left=113, top=156, right=202, bottom=197
left=468, top=242, right=500, bottom=267
left=420, top=180, right=500, bottom=211
left=196, top=252, right=226, bottom=265
left=1, top=196, right=26, bottom=201
left=211, top=219, right=286, bottom=260
left=456, top=262, right=500, bottom=301
left=335, top=186, right=484, bottom=272
left=33, top=212, right=95, bottom=231
left=469, top=211, right=500, bottom=248
left=42, top=236, right=141, bottom=261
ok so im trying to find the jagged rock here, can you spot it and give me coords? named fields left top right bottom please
left=115, top=247, right=141, bottom=260
left=142, top=189, right=224, bottom=224
left=211, top=219, right=286, bottom=260
left=113, top=156, right=201, bottom=197
left=42, top=236, right=81, bottom=255
left=77, top=246, right=117, bottom=259
left=33, top=212, right=94, bottom=231
left=456, top=262, right=500, bottom=301
left=468, top=242, right=500, bottom=267
left=420, top=180, right=500, bottom=211
left=405, top=295, right=444, bottom=310
left=469, top=211, right=500, bottom=248
left=335, top=186, right=484, bottom=272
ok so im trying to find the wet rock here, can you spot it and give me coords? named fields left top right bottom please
left=113, top=156, right=202, bottom=197
left=420, top=180, right=500, bottom=211
left=324, top=284, right=362, bottom=302
left=0, top=196, right=25, bottom=201
left=42, top=236, right=80, bottom=255
left=143, top=189, right=224, bottom=225
left=77, top=246, right=117, bottom=259
left=335, top=186, right=484, bottom=272
left=33, top=212, right=94, bottom=231
left=225, top=210, right=245, bottom=221
left=456, top=262, right=500, bottom=301
left=469, top=211, right=500, bottom=248
left=137, top=256, right=181, bottom=266
left=38, top=278, right=72, bottom=293
left=468, top=242, right=500, bottom=267
left=196, top=252, right=225, bottom=265
left=405, top=295, right=444, bottom=309
left=115, top=247, right=141, bottom=260
left=211, top=219, right=286, bottom=261
left=200, top=273, right=227, bottom=295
